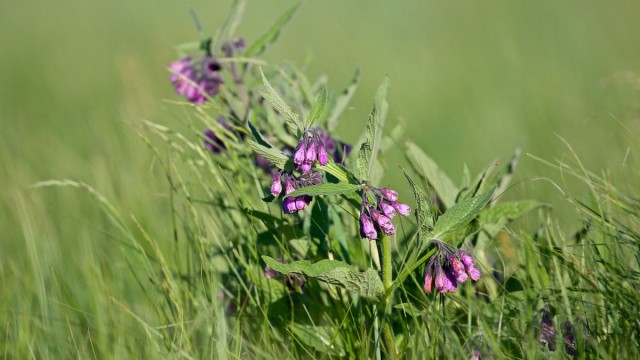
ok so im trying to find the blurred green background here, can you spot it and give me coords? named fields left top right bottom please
left=2, top=0, right=640, bottom=278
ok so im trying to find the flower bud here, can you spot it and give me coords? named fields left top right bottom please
left=467, top=267, right=481, bottom=281
left=284, top=178, right=295, bottom=195
left=295, top=196, right=307, bottom=211
left=305, top=143, right=317, bottom=163
left=380, top=188, right=399, bottom=202
left=376, top=214, right=395, bottom=235
left=282, top=197, right=298, bottom=213
left=392, top=202, right=411, bottom=216
left=317, top=145, right=328, bottom=165
left=448, top=256, right=468, bottom=283
left=359, top=214, right=378, bottom=240
left=294, top=143, right=306, bottom=165
left=271, top=174, right=282, bottom=196
left=379, top=201, right=396, bottom=219
left=300, top=161, right=312, bottom=173
left=423, top=269, right=434, bottom=294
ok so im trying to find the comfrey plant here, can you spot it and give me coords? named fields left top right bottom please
left=155, top=3, right=545, bottom=358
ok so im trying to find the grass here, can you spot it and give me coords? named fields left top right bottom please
left=1, top=0, right=640, bottom=358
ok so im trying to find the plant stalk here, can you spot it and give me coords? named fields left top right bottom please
left=380, top=234, right=396, bottom=359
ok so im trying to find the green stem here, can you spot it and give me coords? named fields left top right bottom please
left=380, top=234, right=396, bottom=359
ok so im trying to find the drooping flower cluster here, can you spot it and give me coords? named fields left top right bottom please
left=169, top=54, right=223, bottom=104
left=293, top=128, right=329, bottom=172
left=359, top=186, right=411, bottom=240
left=271, top=170, right=323, bottom=213
left=423, top=240, right=481, bottom=294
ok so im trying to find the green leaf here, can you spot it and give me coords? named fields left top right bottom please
left=245, top=3, right=300, bottom=57
left=306, top=88, right=328, bottom=128
left=317, top=157, right=355, bottom=184
left=327, top=66, right=360, bottom=132
left=285, top=183, right=361, bottom=198
left=405, top=141, right=459, bottom=209
left=259, top=68, right=303, bottom=134
left=427, top=187, right=495, bottom=241
left=357, top=77, right=389, bottom=182
left=247, top=140, right=290, bottom=170
left=480, top=200, right=547, bottom=237
left=248, top=119, right=273, bottom=148
left=262, top=256, right=384, bottom=300
left=402, top=169, right=433, bottom=236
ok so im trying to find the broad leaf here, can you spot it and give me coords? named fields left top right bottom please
left=285, top=183, right=361, bottom=198
left=405, top=141, right=458, bottom=209
left=356, top=77, right=389, bottom=182
left=427, top=187, right=495, bottom=241
left=317, top=157, right=356, bottom=184
left=248, top=140, right=290, bottom=170
left=259, top=69, right=303, bottom=134
left=245, top=3, right=300, bottom=57
left=262, top=256, right=384, bottom=300
left=327, top=67, right=360, bottom=132
left=306, top=88, right=328, bottom=128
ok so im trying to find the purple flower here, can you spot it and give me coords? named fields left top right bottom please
left=271, top=173, right=282, bottom=196
left=380, top=201, right=396, bottom=219
left=391, top=202, right=411, bottom=216
left=380, top=188, right=399, bottom=202
left=292, top=129, right=330, bottom=173
left=538, top=304, right=557, bottom=351
left=360, top=213, right=378, bottom=240
left=423, top=240, right=482, bottom=294
left=358, top=185, right=410, bottom=240
left=277, top=171, right=323, bottom=213
left=169, top=55, right=223, bottom=104
left=561, top=321, right=577, bottom=356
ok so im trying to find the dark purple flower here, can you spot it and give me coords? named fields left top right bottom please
left=538, top=304, right=557, bottom=351
left=169, top=54, right=223, bottom=104
left=203, top=117, right=233, bottom=154
left=360, top=213, right=378, bottom=240
left=561, top=321, right=577, bottom=356
left=274, top=170, right=323, bottom=214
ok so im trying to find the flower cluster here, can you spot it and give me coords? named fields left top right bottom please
left=169, top=54, right=223, bottom=104
left=359, top=186, right=411, bottom=240
left=271, top=170, right=323, bottom=213
left=535, top=304, right=578, bottom=356
left=293, top=129, right=329, bottom=172
left=423, top=240, right=481, bottom=294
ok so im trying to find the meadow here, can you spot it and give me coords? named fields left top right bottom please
left=1, top=1, right=640, bottom=358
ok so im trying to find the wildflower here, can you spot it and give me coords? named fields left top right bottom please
left=537, top=303, right=557, bottom=351
left=271, top=170, right=323, bottom=213
left=561, top=321, right=577, bottom=356
left=169, top=54, right=223, bottom=104
left=423, top=240, right=481, bottom=294
left=293, top=128, right=329, bottom=172
left=359, top=185, right=411, bottom=240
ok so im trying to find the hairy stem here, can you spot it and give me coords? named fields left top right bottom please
left=380, top=234, right=396, bottom=359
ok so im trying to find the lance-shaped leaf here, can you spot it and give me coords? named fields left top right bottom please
left=427, top=186, right=495, bottom=241
left=245, top=3, right=300, bottom=57
left=306, top=88, right=328, bottom=128
left=405, top=141, right=459, bottom=209
left=262, top=256, right=384, bottom=300
left=248, top=119, right=273, bottom=148
left=285, top=183, right=361, bottom=198
left=248, top=140, right=291, bottom=170
left=357, top=77, right=389, bottom=182
left=327, top=66, right=360, bottom=132
left=259, top=69, right=303, bottom=134
left=403, top=168, right=434, bottom=236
